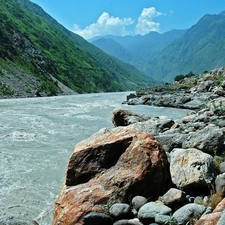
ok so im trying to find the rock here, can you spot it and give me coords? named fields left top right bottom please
left=132, top=196, right=148, bottom=211
left=217, top=210, right=225, bottom=225
left=182, top=114, right=196, bottom=123
left=173, top=203, right=206, bottom=225
left=109, top=203, right=132, bottom=220
left=112, top=109, right=150, bottom=126
left=138, top=202, right=172, bottom=224
left=214, top=86, right=225, bottom=96
left=113, top=219, right=129, bottom=225
left=195, top=198, right=225, bottom=225
left=182, top=125, right=224, bottom=154
left=0, top=217, right=30, bottom=225
left=183, top=98, right=206, bottom=110
left=126, top=93, right=136, bottom=101
left=156, top=133, right=188, bottom=152
left=159, top=188, right=187, bottom=207
left=113, top=218, right=143, bottom=225
left=52, top=128, right=172, bottom=225
left=154, top=214, right=171, bottom=224
left=128, top=95, right=150, bottom=105
left=170, top=148, right=216, bottom=194
left=220, top=162, right=225, bottom=173
left=83, top=212, right=114, bottom=225
left=128, top=117, right=175, bottom=136
left=127, top=218, right=143, bottom=225
left=215, top=173, right=225, bottom=193
left=218, top=120, right=225, bottom=128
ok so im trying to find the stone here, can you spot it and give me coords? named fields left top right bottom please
left=52, top=128, right=172, bottom=225
left=109, top=203, right=132, bottom=219
left=112, top=109, right=150, bottom=127
left=128, top=117, right=175, bottom=136
left=220, top=162, right=225, bottom=173
left=138, top=202, right=172, bottom=224
left=170, top=148, right=216, bottom=194
left=132, top=196, right=148, bottom=211
left=182, top=125, right=224, bottom=154
left=156, top=133, right=188, bottom=152
left=215, top=173, right=225, bottom=193
left=214, top=86, right=225, bottom=96
left=83, top=212, right=114, bottom=225
left=159, top=188, right=187, bottom=207
left=0, top=217, right=30, bottom=225
left=154, top=214, right=171, bottom=224
left=195, top=198, right=225, bottom=225
left=173, top=203, right=206, bottom=225
left=113, top=219, right=129, bottom=225
left=127, top=218, right=143, bottom=225
left=113, top=218, right=143, bottom=225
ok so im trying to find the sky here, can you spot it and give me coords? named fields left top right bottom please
left=30, top=0, right=225, bottom=40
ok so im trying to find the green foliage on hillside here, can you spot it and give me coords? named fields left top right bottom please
left=0, top=0, right=153, bottom=95
left=144, top=12, right=225, bottom=82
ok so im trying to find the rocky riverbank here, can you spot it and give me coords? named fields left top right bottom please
left=52, top=66, right=225, bottom=225
left=125, top=66, right=225, bottom=111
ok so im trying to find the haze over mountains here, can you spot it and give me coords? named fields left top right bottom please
left=0, top=0, right=154, bottom=97
left=91, top=11, right=225, bottom=82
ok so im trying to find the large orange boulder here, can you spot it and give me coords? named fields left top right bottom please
left=52, top=128, right=172, bottom=225
left=195, top=198, right=225, bottom=225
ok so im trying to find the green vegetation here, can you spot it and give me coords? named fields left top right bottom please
left=174, top=71, right=196, bottom=82
left=0, top=82, right=14, bottom=95
left=141, top=12, right=225, bottom=82
left=0, top=0, right=153, bottom=96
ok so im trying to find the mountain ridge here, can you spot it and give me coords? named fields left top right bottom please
left=91, top=11, right=225, bottom=83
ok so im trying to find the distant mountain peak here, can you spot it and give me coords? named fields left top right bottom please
left=219, top=10, right=225, bottom=16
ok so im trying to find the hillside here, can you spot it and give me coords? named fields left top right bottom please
left=0, top=0, right=154, bottom=98
left=142, top=11, right=225, bottom=82
left=91, top=30, right=186, bottom=76
left=92, top=38, right=144, bottom=66
left=91, top=12, right=225, bottom=83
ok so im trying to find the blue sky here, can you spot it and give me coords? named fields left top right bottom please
left=30, top=0, right=225, bottom=39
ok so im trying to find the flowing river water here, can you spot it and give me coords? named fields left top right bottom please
left=0, top=92, right=191, bottom=225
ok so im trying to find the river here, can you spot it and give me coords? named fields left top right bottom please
left=0, top=92, right=190, bottom=225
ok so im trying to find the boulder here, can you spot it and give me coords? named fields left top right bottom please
left=156, top=133, right=188, bottom=152
left=128, top=117, right=175, bottom=136
left=112, top=109, right=150, bottom=127
left=52, top=128, right=172, bottom=225
left=182, top=125, right=224, bottom=154
left=220, top=162, right=225, bottom=173
left=159, top=188, right=187, bottom=207
left=170, top=148, right=216, bottom=194
left=138, top=202, right=172, bottom=224
left=83, top=212, right=114, bottom=225
left=173, top=203, right=207, bottom=225
left=215, top=173, right=225, bottom=193
left=132, top=196, right=148, bottom=211
left=109, top=203, right=132, bottom=220
left=195, top=198, right=225, bottom=225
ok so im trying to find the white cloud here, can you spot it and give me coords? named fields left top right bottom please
left=135, top=7, right=162, bottom=35
left=73, top=7, right=163, bottom=39
left=73, top=12, right=134, bottom=39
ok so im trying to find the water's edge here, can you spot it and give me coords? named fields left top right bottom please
left=0, top=93, right=190, bottom=224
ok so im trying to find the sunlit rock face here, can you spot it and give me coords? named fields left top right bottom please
left=52, top=128, right=172, bottom=225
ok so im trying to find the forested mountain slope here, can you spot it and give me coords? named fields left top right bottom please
left=0, top=0, right=154, bottom=97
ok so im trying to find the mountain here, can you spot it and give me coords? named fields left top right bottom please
left=91, top=12, right=225, bottom=83
left=91, top=30, right=186, bottom=69
left=0, top=0, right=154, bottom=98
left=92, top=38, right=144, bottom=66
left=145, top=11, right=225, bottom=82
